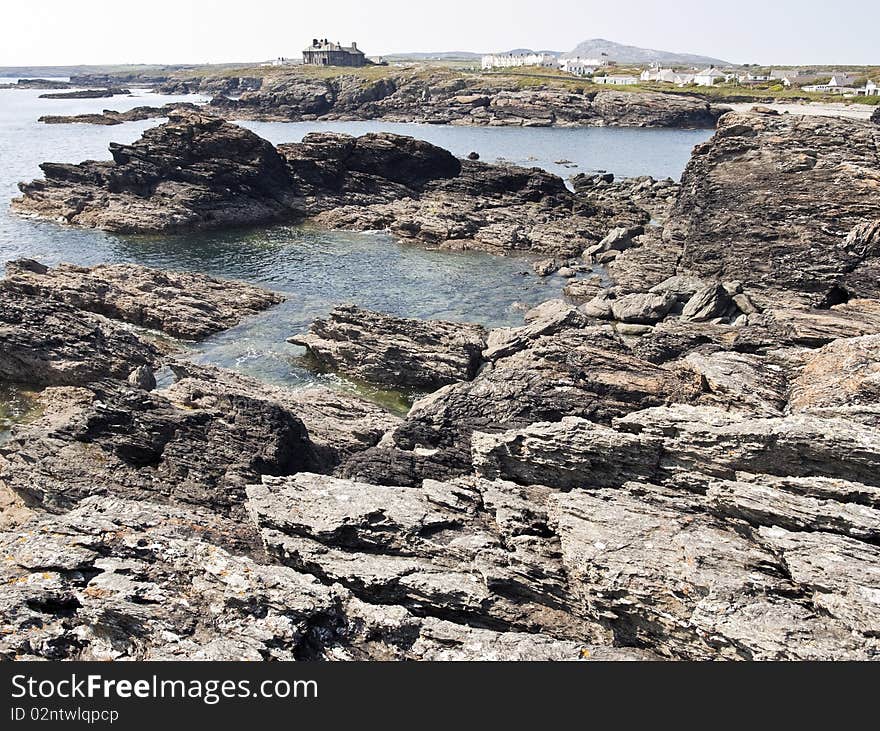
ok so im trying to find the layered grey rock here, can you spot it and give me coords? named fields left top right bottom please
left=290, top=305, right=487, bottom=390
left=550, top=488, right=876, bottom=659
left=247, top=473, right=608, bottom=641
left=3, top=259, right=283, bottom=340
left=0, top=288, right=161, bottom=387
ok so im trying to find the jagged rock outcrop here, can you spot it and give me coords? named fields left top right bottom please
left=0, top=382, right=317, bottom=545
left=667, top=112, right=880, bottom=308
left=3, top=259, right=283, bottom=340
left=550, top=486, right=876, bottom=659
left=163, top=361, right=401, bottom=466
left=195, top=69, right=727, bottom=128
left=38, top=102, right=202, bottom=126
left=14, top=116, right=642, bottom=256
left=290, top=305, right=487, bottom=390
left=0, top=494, right=655, bottom=660
left=0, top=288, right=161, bottom=387
left=788, top=334, right=880, bottom=424
left=473, top=406, right=880, bottom=492
left=6, top=102, right=880, bottom=661
left=13, top=113, right=298, bottom=232
left=340, top=317, right=701, bottom=487
left=247, top=472, right=608, bottom=640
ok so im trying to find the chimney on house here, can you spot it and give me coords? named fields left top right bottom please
left=312, top=38, right=318, bottom=47
left=352, top=41, right=357, bottom=50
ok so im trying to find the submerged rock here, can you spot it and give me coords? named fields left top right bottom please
left=290, top=305, right=487, bottom=390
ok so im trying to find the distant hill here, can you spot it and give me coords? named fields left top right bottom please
left=562, top=38, right=730, bottom=66
left=504, top=49, right=562, bottom=56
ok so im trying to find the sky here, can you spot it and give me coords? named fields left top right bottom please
left=0, top=0, right=877, bottom=67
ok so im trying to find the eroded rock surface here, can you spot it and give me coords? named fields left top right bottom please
left=290, top=305, right=487, bottom=390
left=5, top=109, right=880, bottom=661
left=669, top=112, right=880, bottom=308
left=13, top=113, right=298, bottom=232
left=3, top=259, right=282, bottom=340
left=192, top=69, right=727, bottom=129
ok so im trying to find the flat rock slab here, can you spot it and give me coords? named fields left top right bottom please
left=551, top=487, right=875, bottom=659
left=3, top=259, right=283, bottom=340
left=247, top=472, right=607, bottom=641
left=0, top=494, right=650, bottom=661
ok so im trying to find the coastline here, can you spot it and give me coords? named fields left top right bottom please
left=727, top=100, right=877, bottom=120
left=2, top=88, right=880, bottom=660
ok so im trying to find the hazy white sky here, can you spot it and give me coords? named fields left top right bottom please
left=1, top=0, right=877, bottom=66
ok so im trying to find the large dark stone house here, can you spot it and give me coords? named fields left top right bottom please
left=303, top=39, right=366, bottom=67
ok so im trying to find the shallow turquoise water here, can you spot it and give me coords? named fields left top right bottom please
left=0, top=84, right=711, bottom=393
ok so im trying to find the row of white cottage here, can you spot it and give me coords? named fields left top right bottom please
left=482, top=53, right=620, bottom=78
left=481, top=55, right=880, bottom=95
left=641, top=67, right=748, bottom=87
left=642, top=67, right=880, bottom=95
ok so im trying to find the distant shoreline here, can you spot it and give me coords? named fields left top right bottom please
left=727, top=100, right=876, bottom=121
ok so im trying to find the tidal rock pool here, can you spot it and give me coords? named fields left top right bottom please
left=0, top=82, right=710, bottom=409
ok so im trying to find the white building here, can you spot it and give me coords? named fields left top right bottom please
left=559, top=57, right=603, bottom=76
left=482, top=53, right=557, bottom=70
left=693, top=68, right=722, bottom=86
left=771, top=69, right=823, bottom=87
left=856, top=80, right=879, bottom=96
left=802, top=75, right=861, bottom=94
left=592, top=75, right=639, bottom=86
left=737, top=72, right=772, bottom=83
left=640, top=68, right=695, bottom=86
left=692, top=67, right=736, bottom=86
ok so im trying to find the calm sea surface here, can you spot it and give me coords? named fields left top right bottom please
left=0, top=82, right=711, bottom=406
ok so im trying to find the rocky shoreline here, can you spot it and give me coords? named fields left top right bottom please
left=2, top=108, right=880, bottom=660
left=38, top=102, right=202, bottom=126
left=25, top=69, right=728, bottom=129
left=13, top=112, right=649, bottom=256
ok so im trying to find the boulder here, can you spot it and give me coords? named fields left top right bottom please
left=681, top=283, right=734, bottom=322
left=610, top=292, right=676, bottom=324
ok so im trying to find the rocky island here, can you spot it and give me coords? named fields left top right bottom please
left=2, top=105, right=880, bottom=661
